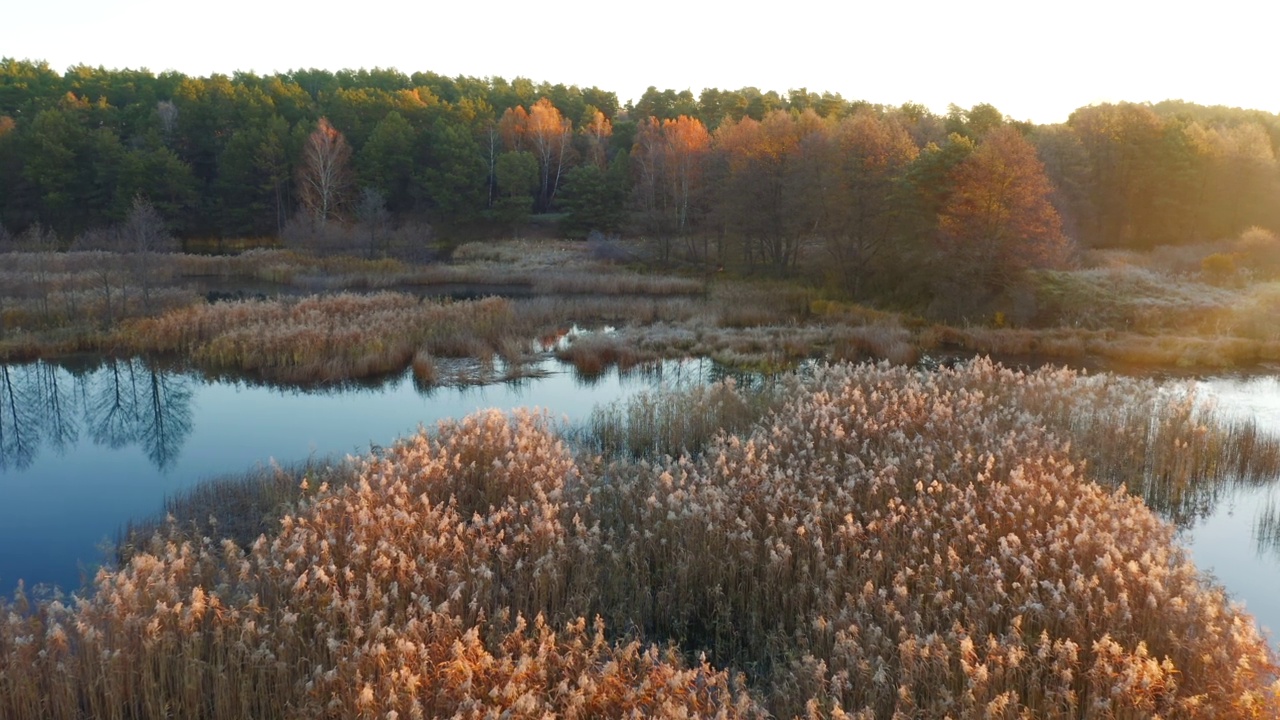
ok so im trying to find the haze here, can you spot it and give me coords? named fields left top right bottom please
left=5, top=0, right=1278, bottom=123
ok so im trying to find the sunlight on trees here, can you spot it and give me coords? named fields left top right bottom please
left=937, top=126, right=1069, bottom=303
left=297, top=117, right=353, bottom=226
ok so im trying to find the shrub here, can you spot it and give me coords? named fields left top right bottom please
left=1202, top=252, right=1240, bottom=284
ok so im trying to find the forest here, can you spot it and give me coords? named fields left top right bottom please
left=2, top=58, right=1279, bottom=319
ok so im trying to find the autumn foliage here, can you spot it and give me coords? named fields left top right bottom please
left=938, top=126, right=1070, bottom=291
left=631, top=115, right=712, bottom=258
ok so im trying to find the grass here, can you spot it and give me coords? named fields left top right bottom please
left=111, top=293, right=527, bottom=384
left=13, top=237, right=1280, bottom=386
left=115, top=458, right=359, bottom=567
left=5, top=360, right=1280, bottom=718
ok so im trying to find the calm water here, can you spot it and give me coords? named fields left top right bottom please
left=4, top=358, right=1280, bottom=647
left=0, top=356, right=717, bottom=592
left=1184, top=375, right=1280, bottom=642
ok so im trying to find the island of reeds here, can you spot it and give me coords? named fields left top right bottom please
left=5, top=360, right=1280, bottom=718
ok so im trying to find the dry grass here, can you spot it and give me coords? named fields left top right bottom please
left=112, top=293, right=527, bottom=384
left=16, top=240, right=1280, bottom=385
left=579, top=378, right=782, bottom=460
left=5, top=361, right=1279, bottom=718
left=410, top=349, right=437, bottom=387
left=589, top=360, right=1280, bottom=716
left=925, top=325, right=1280, bottom=370
left=117, top=459, right=360, bottom=566
left=554, top=332, right=660, bottom=376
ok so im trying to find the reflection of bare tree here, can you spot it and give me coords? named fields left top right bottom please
left=82, top=359, right=194, bottom=472
left=37, top=361, right=78, bottom=451
left=0, top=364, right=40, bottom=471
left=87, top=359, right=143, bottom=450
left=0, top=359, right=197, bottom=474
left=1254, top=496, right=1280, bottom=560
left=137, top=363, right=193, bottom=471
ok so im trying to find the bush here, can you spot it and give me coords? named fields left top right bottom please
left=1201, top=252, right=1240, bottom=284
left=1236, top=226, right=1280, bottom=278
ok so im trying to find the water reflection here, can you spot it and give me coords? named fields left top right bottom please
left=0, top=359, right=194, bottom=473
left=0, top=355, right=734, bottom=590
left=1254, top=497, right=1280, bottom=559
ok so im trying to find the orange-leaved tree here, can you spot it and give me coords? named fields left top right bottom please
left=713, top=110, right=806, bottom=272
left=937, top=125, right=1070, bottom=293
left=631, top=115, right=711, bottom=261
left=580, top=107, right=612, bottom=170
left=498, top=99, right=572, bottom=212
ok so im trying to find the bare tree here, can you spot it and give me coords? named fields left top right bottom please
left=123, top=195, right=176, bottom=254
left=18, top=224, right=59, bottom=321
left=355, top=187, right=391, bottom=259
left=72, top=227, right=130, bottom=327
left=122, top=195, right=176, bottom=311
left=297, top=117, right=353, bottom=227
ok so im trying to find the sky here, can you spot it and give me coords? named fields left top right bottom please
left=4, top=0, right=1278, bottom=124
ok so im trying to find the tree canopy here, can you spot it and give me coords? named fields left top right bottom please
left=2, top=58, right=1279, bottom=310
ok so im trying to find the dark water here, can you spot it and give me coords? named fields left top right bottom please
left=0, top=356, right=716, bottom=592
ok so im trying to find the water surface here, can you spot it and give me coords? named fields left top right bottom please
left=0, top=357, right=714, bottom=591
left=1184, top=375, right=1280, bottom=642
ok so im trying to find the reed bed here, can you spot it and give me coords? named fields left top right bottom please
left=554, top=332, right=660, bottom=376
left=588, top=359, right=1280, bottom=716
left=113, top=293, right=527, bottom=384
left=551, top=321, right=924, bottom=377
left=116, top=459, right=359, bottom=567
left=1033, top=267, right=1238, bottom=333
left=16, top=244, right=1280, bottom=380
left=578, top=378, right=784, bottom=460
left=5, top=360, right=1279, bottom=718
left=514, top=294, right=703, bottom=328
left=925, top=325, right=1280, bottom=370
left=2, top=410, right=761, bottom=719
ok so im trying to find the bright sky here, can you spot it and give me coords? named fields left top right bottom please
left=5, top=0, right=1278, bottom=124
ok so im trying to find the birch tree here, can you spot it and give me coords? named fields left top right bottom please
left=297, top=117, right=352, bottom=226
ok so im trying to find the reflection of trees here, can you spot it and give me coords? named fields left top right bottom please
left=0, top=359, right=195, bottom=474
left=88, top=359, right=143, bottom=450
left=0, top=364, right=40, bottom=471
left=37, top=361, right=78, bottom=451
left=1257, top=501, right=1280, bottom=558
left=137, top=363, right=193, bottom=471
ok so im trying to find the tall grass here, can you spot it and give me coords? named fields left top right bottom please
left=113, top=293, right=527, bottom=384
left=579, top=378, right=782, bottom=459
left=4, top=360, right=1279, bottom=718
left=588, top=360, right=1280, bottom=716
left=116, top=459, right=359, bottom=566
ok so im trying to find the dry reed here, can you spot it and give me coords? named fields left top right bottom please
left=4, top=360, right=1278, bottom=718
left=113, top=293, right=528, bottom=384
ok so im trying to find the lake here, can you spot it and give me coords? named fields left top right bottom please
left=3, top=357, right=1280, bottom=646
left=0, top=356, right=719, bottom=592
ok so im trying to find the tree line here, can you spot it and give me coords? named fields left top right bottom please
left=1, top=58, right=1278, bottom=303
